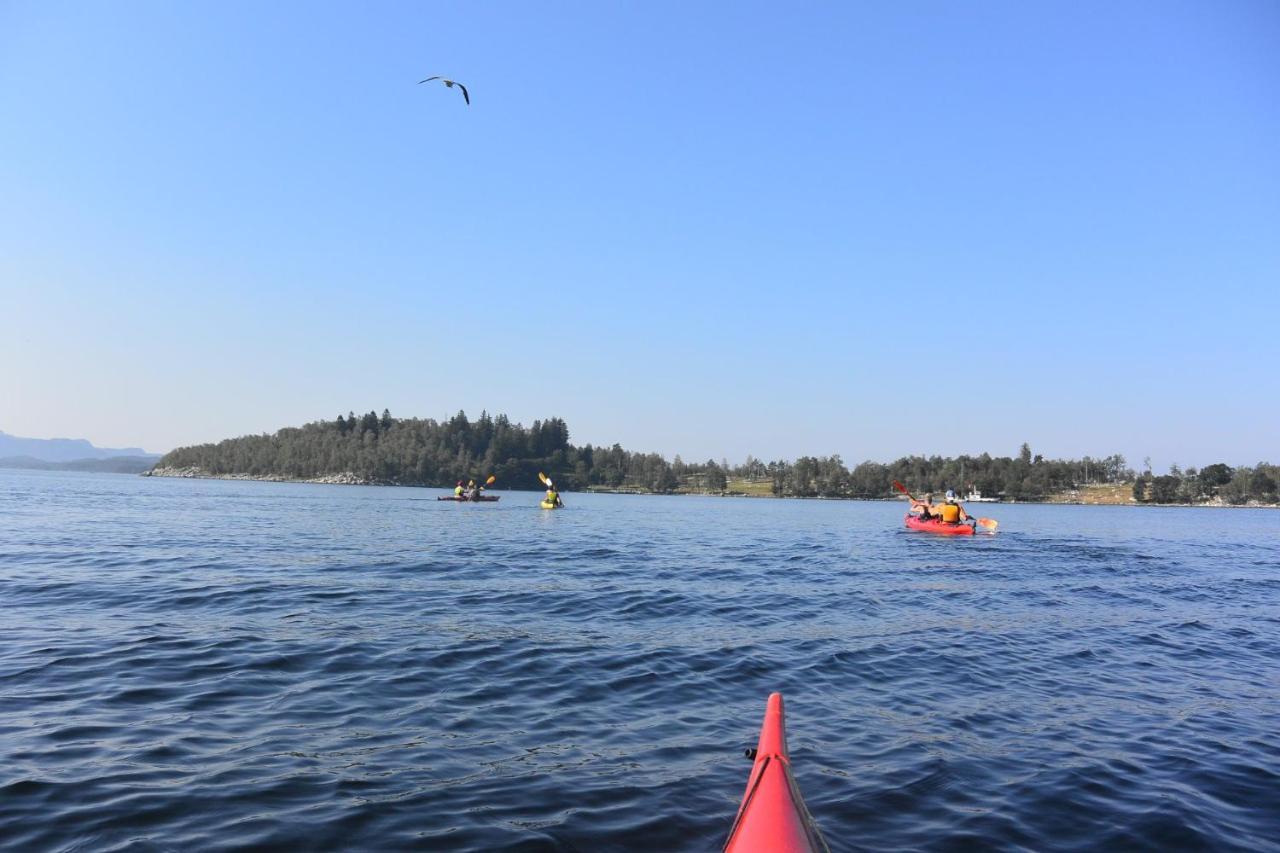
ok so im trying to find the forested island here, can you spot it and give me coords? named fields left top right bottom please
left=149, top=410, right=1279, bottom=506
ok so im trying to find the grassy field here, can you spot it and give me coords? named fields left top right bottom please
left=723, top=478, right=775, bottom=497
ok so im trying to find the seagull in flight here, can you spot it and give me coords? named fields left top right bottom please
left=418, top=76, right=470, bottom=105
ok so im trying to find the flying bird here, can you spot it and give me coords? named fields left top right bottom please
left=418, top=76, right=469, bottom=105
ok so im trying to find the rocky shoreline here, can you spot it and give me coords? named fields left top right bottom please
left=143, top=466, right=384, bottom=486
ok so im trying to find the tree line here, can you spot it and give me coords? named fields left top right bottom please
left=1131, top=462, right=1278, bottom=505
left=156, top=411, right=1277, bottom=504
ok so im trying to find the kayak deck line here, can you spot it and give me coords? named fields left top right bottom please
left=724, top=693, right=829, bottom=853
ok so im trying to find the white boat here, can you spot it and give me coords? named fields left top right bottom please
left=964, top=489, right=999, bottom=502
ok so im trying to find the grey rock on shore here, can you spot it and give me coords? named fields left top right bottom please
left=144, top=466, right=377, bottom=486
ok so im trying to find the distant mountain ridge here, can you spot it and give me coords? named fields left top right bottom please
left=0, top=455, right=159, bottom=474
left=0, top=430, right=157, bottom=462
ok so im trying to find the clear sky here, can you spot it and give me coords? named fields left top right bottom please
left=2, top=1, right=1277, bottom=470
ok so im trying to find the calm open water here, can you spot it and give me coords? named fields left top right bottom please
left=1, top=470, right=1277, bottom=851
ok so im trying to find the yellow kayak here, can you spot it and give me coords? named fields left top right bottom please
left=540, top=500, right=560, bottom=509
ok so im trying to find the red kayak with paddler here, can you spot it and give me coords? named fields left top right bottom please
left=893, top=480, right=998, bottom=535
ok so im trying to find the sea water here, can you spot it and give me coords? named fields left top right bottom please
left=1, top=470, right=1277, bottom=850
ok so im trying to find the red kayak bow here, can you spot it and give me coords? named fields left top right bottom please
left=724, top=693, right=829, bottom=853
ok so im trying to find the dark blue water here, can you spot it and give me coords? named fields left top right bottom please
left=2, top=470, right=1278, bottom=851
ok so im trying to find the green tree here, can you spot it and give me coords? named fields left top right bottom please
left=1198, top=463, right=1233, bottom=493
left=1221, top=469, right=1254, bottom=505
left=1150, top=475, right=1180, bottom=503
left=1251, top=468, right=1277, bottom=501
left=705, top=460, right=728, bottom=492
left=1133, top=476, right=1148, bottom=502
left=1176, top=472, right=1201, bottom=503
left=768, top=461, right=790, bottom=496
left=849, top=461, right=889, bottom=498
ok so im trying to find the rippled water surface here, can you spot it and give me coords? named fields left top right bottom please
left=2, top=470, right=1278, bottom=851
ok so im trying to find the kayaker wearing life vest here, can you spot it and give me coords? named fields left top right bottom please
left=938, top=489, right=970, bottom=524
left=545, top=479, right=563, bottom=508
left=454, top=481, right=464, bottom=498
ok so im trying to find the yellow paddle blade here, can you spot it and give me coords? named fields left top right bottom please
left=485, top=475, right=496, bottom=485
left=976, top=517, right=998, bottom=530
left=537, top=471, right=548, bottom=485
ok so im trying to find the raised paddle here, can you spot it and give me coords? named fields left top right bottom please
left=538, top=471, right=564, bottom=506
left=892, top=480, right=919, bottom=502
left=893, top=480, right=997, bottom=531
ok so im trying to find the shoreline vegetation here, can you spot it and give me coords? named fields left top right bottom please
left=146, top=410, right=1279, bottom=509
left=141, top=466, right=1277, bottom=508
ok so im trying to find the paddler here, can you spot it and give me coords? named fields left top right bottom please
left=938, top=489, right=970, bottom=525
left=454, top=480, right=464, bottom=498
left=545, top=478, right=563, bottom=508
left=466, top=479, right=478, bottom=501
left=910, top=492, right=936, bottom=520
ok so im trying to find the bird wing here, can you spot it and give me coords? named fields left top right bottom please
left=417, top=76, right=468, bottom=105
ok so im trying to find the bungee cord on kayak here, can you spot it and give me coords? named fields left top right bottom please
left=724, top=693, right=831, bottom=853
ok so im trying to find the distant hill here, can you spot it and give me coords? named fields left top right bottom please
left=0, top=455, right=159, bottom=474
left=0, top=430, right=157, bottom=463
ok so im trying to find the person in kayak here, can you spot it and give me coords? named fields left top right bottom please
left=909, top=492, right=936, bottom=520
left=454, top=481, right=464, bottom=498
left=544, top=479, right=563, bottom=508
left=937, top=489, right=970, bottom=524
left=465, top=479, right=478, bottom=500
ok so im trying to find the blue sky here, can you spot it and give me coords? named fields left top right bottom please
left=2, top=1, right=1277, bottom=469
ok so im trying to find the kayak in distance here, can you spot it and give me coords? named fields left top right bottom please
left=724, top=693, right=829, bottom=853
left=437, top=495, right=501, bottom=502
left=904, top=513, right=974, bottom=536
left=539, top=499, right=560, bottom=509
